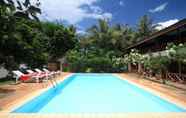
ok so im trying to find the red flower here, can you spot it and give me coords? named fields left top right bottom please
left=63, top=63, right=68, bottom=67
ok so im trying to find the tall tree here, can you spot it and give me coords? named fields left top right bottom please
left=87, top=19, right=111, bottom=50
left=110, top=24, right=136, bottom=54
left=136, top=15, right=157, bottom=40
left=0, top=0, right=41, bottom=69
left=42, top=22, right=77, bottom=61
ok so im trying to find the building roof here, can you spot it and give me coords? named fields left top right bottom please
left=126, top=18, right=186, bottom=50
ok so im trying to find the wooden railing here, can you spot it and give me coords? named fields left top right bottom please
left=166, top=73, right=186, bottom=84
left=142, top=70, right=156, bottom=79
left=142, top=71, right=186, bottom=84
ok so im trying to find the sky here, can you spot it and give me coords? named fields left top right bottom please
left=39, top=0, right=186, bottom=33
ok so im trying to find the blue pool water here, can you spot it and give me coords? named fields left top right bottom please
left=13, top=74, right=186, bottom=113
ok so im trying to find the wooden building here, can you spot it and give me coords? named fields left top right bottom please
left=126, top=19, right=186, bottom=83
left=126, top=19, right=186, bottom=53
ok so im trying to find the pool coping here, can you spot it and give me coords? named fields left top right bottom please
left=114, top=74, right=186, bottom=110
left=0, top=73, right=74, bottom=113
left=0, top=113, right=186, bottom=118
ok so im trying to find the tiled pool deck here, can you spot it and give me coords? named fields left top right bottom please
left=0, top=73, right=186, bottom=118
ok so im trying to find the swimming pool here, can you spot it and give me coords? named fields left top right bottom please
left=13, top=74, right=186, bottom=113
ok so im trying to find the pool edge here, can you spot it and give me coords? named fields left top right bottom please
left=0, top=73, right=74, bottom=113
left=1, top=112, right=186, bottom=118
left=114, top=74, right=186, bottom=110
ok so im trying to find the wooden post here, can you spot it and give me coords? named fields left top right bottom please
left=128, top=63, right=132, bottom=72
left=58, top=58, right=65, bottom=72
left=161, top=70, right=166, bottom=84
left=178, top=61, right=182, bottom=75
left=60, top=61, right=63, bottom=72
left=138, top=63, right=142, bottom=74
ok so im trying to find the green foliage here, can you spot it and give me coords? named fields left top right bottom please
left=166, top=43, right=186, bottom=74
left=124, top=48, right=170, bottom=79
left=0, top=0, right=42, bottom=70
left=42, top=22, right=77, bottom=60
left=166, top=43, right=186, bottom=63
left=136, top=15, right=157, bottom=40
left=0, top=18, right=48, bottom=69
left=143, top=55, right=170, bottom=74
left=0, top=2, right=159, bottom=74
left=87, top=20, right=137, bottom=55
left=0, top=0, right=41, bottom=20
left=0, top=0, right=77, bottom=71
left=65, top=17, right=157, bottom=73
left=123, top=49, right=144, bottom=65
left=66, top=49, right=114, bottom=72
left=112, top=57, right=128, bottom=72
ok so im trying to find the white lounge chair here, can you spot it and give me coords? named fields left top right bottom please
left=12, top=70, right=24, bottom=83
left=43, top=68, right=56, bottom=78
left=12, top=70, right=39, bottom=83
left=35, top=68, right=57, bottom=87
left=43, top=68, right=61, bottom=76
left=12, top=70, right=47, bottom=83
left=35, top=68, right=43, bottom=73
left=27, top=69, right=48, bottom=81
left=26, top=70, right=36, bottom=74
left=35, top=68, right=54, bottom=80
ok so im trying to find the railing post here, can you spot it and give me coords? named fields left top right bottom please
left=138, top=63, right=142, bottom=74
left=128, top=63, right=132, bottom=72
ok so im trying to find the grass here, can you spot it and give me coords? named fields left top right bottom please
left=0, top=77, right=14, bottom=85
left=0, top=80, right=14, bottom=86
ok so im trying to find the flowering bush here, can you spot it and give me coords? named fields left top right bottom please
left=143, top=54, right=170, bottom=74
left=63, top=63, right=69, bottom=72
left=166, top=43, right=186, bottom=74
left=123, top=49, right=145, bottom=65
left=166, top=43, right=186, bottom=63
left=112, top=56, right=128, bottom=72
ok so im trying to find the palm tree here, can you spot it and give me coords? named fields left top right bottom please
left=110, top=24, right=136, bottom=54
left=136, top=15, right=157, bottom=40
left=87, top=19, right=137, bottom=56
left=87, top=19, right=111, bottom=49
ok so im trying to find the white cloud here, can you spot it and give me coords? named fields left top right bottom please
left=89, top=6, right=102, bottom=14
left=39, top=0, right=112, bottom=24
left=77, top=30, right=87, bottom=34
left=119, top=1, right=124, bottom=6
left=89, top=12, right=112, bottom=19
left=149, top=2, right=168, bottom=13
left=156, top=19, right=179, bottom=30
left=102, top=13, right=112, bottom=19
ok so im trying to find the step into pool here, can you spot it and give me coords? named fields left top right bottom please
left=13, top=74, right=186, bottom=113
